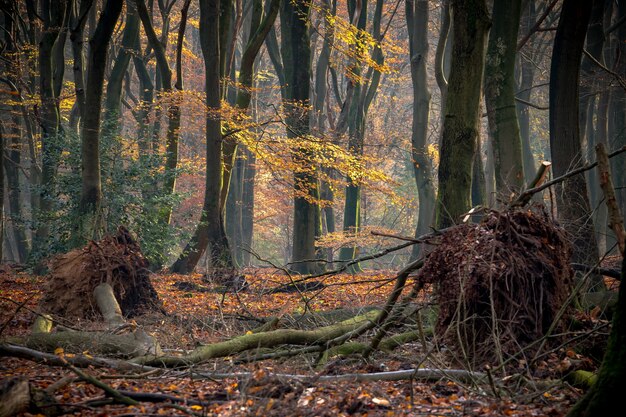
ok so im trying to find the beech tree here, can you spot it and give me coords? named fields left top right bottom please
left=280, top=0, right=323, bottom=275
left=548, top=0, right=600, bottom=281
left=406, top=0, right=435, bottom=259
left=484, top=0, right=525, bottom=195
left=436, top=0, right=490, bottom=228
left=77, top=0, right=124, bottom=242
left=171, top=0, right=234, bottom=275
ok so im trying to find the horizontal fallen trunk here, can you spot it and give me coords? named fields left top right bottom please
left=7, top=328, right=161, bottom=358
left=0, top=343, right=486, bottom=385
left=136, top=310, right=380, bottom=367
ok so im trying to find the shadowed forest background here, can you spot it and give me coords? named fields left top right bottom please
left=1, top=0, right=626, bottom=416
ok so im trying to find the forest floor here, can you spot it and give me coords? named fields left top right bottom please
left=0, top=264, right=613, bottom=417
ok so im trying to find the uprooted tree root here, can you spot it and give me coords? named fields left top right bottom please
left=39, top=226, right=164, bottom=320
left=415, top=205, right=573, bottom=368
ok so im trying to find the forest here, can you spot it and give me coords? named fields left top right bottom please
left=0, top=0, right=625, bottom=415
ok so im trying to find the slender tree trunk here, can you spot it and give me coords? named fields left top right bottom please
left=102, top=2, right=140, bottom=141
left=171, top=0, right=234, bottom=276
left=69, top=0, right=94, bottom=133
left=580, top=0, right=607, bottom=253
left=240, top=146, right=255, bottom=267
left=485, top=0, right=525, bottom=196
left=407, top=0, right=435, bottom=260
left=436, top=0, right=490, bottom=228
left=281, top=0, right=323, bottom=274
left=609, top=1, right=626, bottom=212
left=77, top=0, right=124, bottom=242
left=549, top=0, right=601, bottom=283
left=33, top=0, right=68, bottom=256
left=516, top=0, right=537, bottom=184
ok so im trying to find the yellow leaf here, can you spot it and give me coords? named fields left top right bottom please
left=54, top=347, right=64, bottom=356
left=190, top=405, right=203, bottom=411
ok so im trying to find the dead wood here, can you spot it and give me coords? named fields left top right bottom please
left=9, top=328, right=161, bottom=358
left=0, top=377, right=59, bottom=417
left=39, top=226, right=164, bottom=320
left=136, top=310, right=381, bottom=367
left=415, top=205, right=573, bottom=368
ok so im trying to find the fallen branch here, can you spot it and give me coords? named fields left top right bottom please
left=135, top=310, right=381, bottom=367
left=58, top=355, right=139, bottom=406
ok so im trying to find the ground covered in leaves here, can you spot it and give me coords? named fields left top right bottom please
left=0, top=264, right=612, bottom=416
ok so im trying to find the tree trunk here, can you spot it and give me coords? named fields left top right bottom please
left=171, top=0, right=234, bottom=276
left=407, top=0, right=435, bottom=259
left=567, top=254, right=626, bottom=416
left=33, top=0, right=68, bottom=255
left=485, top=0, right=524, bottom=195
left=69, top=0, right=93, bottom=133
left=516, top=0, right=537, bottom=184
left=102, top=2, right=140, bottom=142
left=609, top=1, right=626, bottom=212
left=281, top=0, right=323, bottom=275
left=77, top=0, right=124, bottom=243
left=436, top=0, right=490, bottom=228
left=549, top=0, right=600, bottom=282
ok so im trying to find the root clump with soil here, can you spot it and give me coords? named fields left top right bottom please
left=39, top=226, right=164, bottom=320
left=416, top=206, right=573, bottom=366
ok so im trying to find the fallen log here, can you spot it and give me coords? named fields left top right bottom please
left=7, top=328, right=161, bottom=358
left=136, top=310, right=380, bottom=367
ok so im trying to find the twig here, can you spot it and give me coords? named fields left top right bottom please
left=512, top=146, right=626, bottom=207
left=58, top=356, right=140, bottom=406
left=0, top=294, right=35, bottom=336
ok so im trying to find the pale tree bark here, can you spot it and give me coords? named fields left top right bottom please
left=609, top=1, right=626, bottom=212
left=406, top=0, right=435, bottom=260
left=485, top=0, right=525, bottom=196
left=171, top=0, right=234, bottom=276
left=436, top=0, right=490, bottom=228
left=549, top=0, right=600, bottom=281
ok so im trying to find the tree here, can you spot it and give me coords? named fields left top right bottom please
left=484, top=0, right=525, bottom=196
left=171, top=0, right=234, bottom=276
left=280, top=0, right=323, bottom=274
left=77, top=0, right=124, bottom=242
left=33, top=0, right=68, bottom=255
left=406, top=0, right=435, bottom=259
left=567, top=233, right=626, bottom=416
left=436, top=0, right=490, bottom=228
left=548, top=0, right=600, bottom=281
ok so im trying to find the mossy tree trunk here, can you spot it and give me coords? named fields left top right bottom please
left=436, top=0, right=490, bottom=228
left=485, top=0, right=525, bottom=196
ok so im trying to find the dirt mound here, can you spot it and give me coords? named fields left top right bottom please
left=39, top=226, right=164, bottom=320
left=416, top=206, right=573, bottom=367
